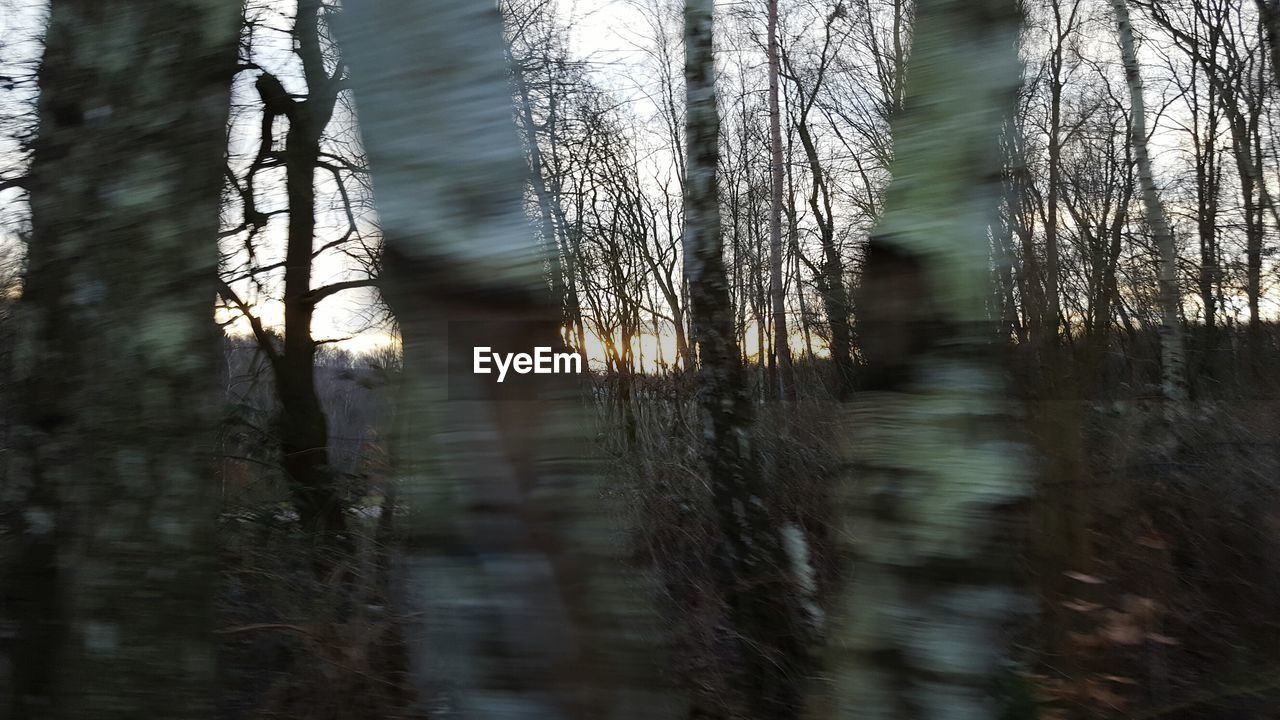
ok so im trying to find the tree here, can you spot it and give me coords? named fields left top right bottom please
left=1040, top=0, right=1085, bottom=361
left=1112, top=0, right=1187, bottom=402
left=822, top=0, right=1030, bottom=715
left=780, top=7, right=857, bottom=397
left=337, top=1, right=682, bottom=717
left=1163, top=13, right=1225, bottom=365
left=1139, top=0, right=1276, bottom=373
left=218, top=0, right=378, bottom=544
left=682, top=2, right=809, bottom=718
left=8, top=0, right=240, bottom=716
left=767, top=0, right=793, bottom=399
left=1256, top=0, right=1280, bottom=89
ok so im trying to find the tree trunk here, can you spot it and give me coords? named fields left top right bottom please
left=1193, top=77, right=1221, bottom=363
left=240, top=1, right=349, bottom=543
left=795, top=118, right=854, bottom=398
left=9, top=1, right=240, bottom=716
left=682, top=2, right=809, bottom=718
left=279, top=90, right=343, bottom=541
left=824, top=0, right=1031, bottom=715
left=338, top=2, right=683, bottom=717
left=767, top=0, right=792, bottom=400
left=1113, top=0, right=1188, bottom=403
left=1257, top=0, right=1280, bottom=90
left=1092, top=168, right=1133, bottom=378
left=1222, top=102, right=1268, bottom=372
left=1043, top=3, right=1066, bottom=355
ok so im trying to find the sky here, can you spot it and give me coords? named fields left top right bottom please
left=1, top=0, right=1276, bottom=363
left=0, top=0, right=682, bottom=363
left=214, top=0, right=664, bottom=358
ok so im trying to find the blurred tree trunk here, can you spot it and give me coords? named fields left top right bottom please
left=825, top=0, right=1031, bottom=716
left=337, top=2, right=683, bottom=718
left=8, top=0, right=240, bottom=717
left=506, top=25, right=571, bottom=339
left=1112, top=0, right=1187, bottom=403
left=683, top=2, right=809, bottom=718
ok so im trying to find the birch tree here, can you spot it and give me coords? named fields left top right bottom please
left=337, top=2, right=682, bottom=717
left=8, top=0, right=241, bottom=716
left=821, top=0, right=1031, bottom=715
left=683, top=2, right=809, bottom=717
left=1138, top=0, right=1275, bottom=374
left=1112, top=0, right=1188, bottom=403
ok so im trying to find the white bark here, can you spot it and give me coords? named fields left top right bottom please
left=338, top=3, right=682, bottom=718
left=1112, top=0, right=1188, bottom=404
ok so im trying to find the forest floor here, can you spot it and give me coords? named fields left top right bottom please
left=212, top=357, right=1280, bottom=720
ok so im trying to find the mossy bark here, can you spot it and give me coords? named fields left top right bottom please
left=821, top=0, right=1032, bottom=717
left=9, top=1, right=241, bottom=717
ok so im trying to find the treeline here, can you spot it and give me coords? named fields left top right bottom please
left=0, top=1, right=1278, bottom=719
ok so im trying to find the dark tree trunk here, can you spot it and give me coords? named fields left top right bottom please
left=256, top=1, right=348, bottom=542
left=682, top=2, right=809, bottom=718
left=767, top=0, right=792, bottom=400
left=1257, top=0, right=1280, bottom=90
left=794, top=120, right=853, bottom=398
left=279, top=101, right=343, bottom=539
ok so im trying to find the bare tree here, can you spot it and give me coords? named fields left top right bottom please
left=767, top=0, right=793, bottom=399
left=1112, top=0, right=1187, bottom=402
left=1138, top=0, right=1275, bottom=373
left=218, top=0, right=379, bottom=544
left=1041, top=0, right=1085, bottom=360
left=780, top=6, right=857, bottom=397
